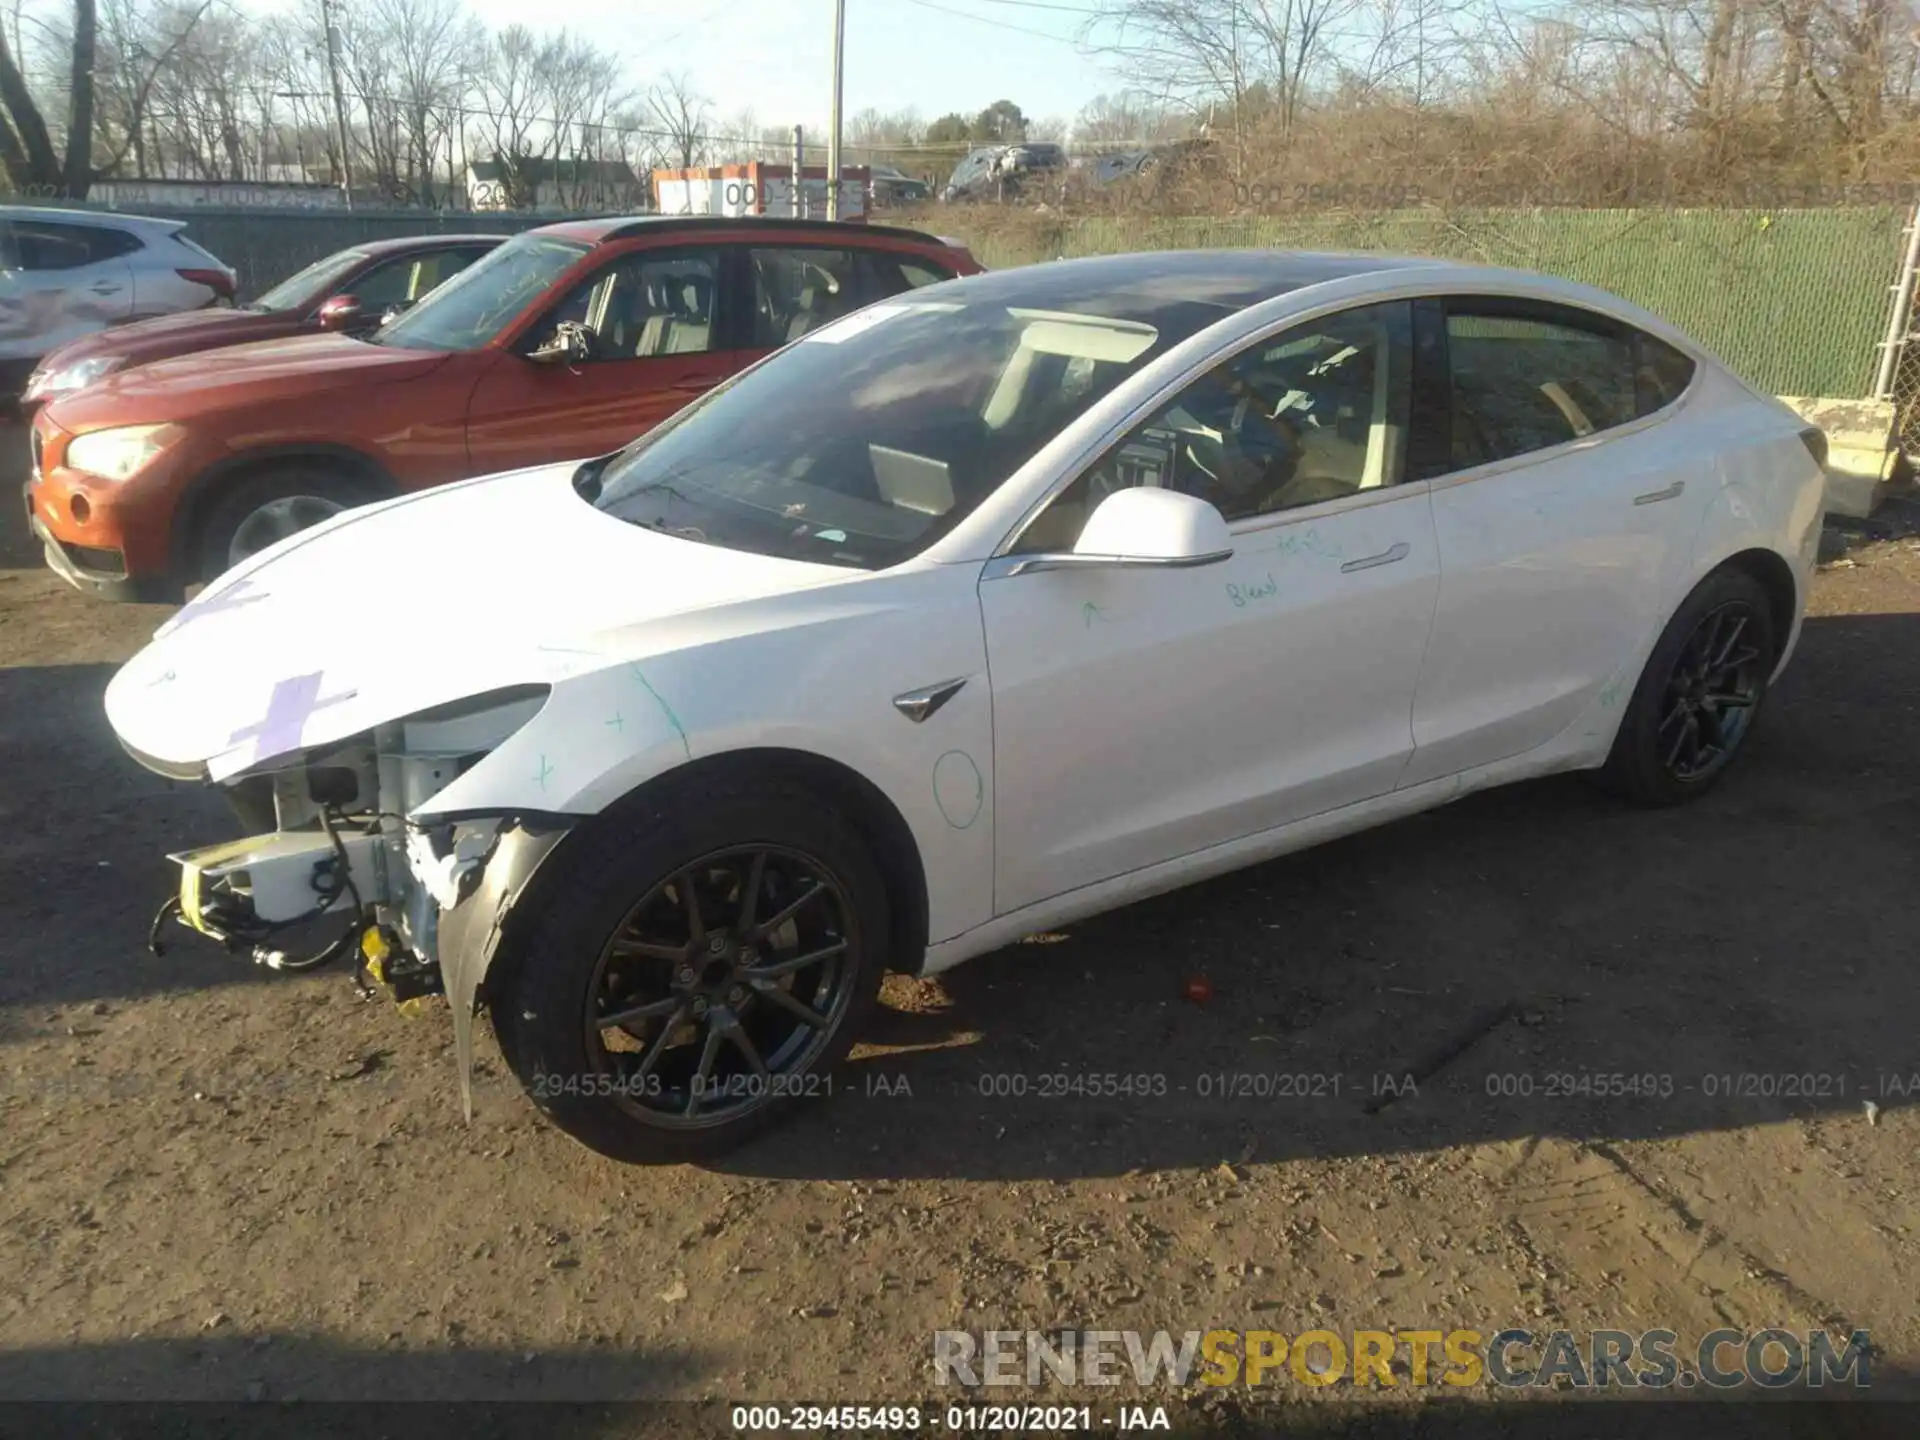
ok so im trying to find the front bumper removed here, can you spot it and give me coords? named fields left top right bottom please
left=151, top=814, right=574, bottom=1117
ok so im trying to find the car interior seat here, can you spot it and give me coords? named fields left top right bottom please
left=785, top=284, right=823, bottom=344
left=663, top=276, right=712, bottom=354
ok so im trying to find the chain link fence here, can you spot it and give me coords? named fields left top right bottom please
left=10, top=198, right=1914, bottom=411
left=1869, top=205, right=1920, bottom=468
left=955, top=208, right=1912, bottom=401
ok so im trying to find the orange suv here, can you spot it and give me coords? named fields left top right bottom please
left=26, top=215, right=981, bottom=601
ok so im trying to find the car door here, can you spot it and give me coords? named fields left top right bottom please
left=978, top=300, right=1443, bottom=915
left=1398, top=295, right=1711, bottom=788
left=0, top=218, right=136, bottom=361
left=463, top=243, right=740, bottom=472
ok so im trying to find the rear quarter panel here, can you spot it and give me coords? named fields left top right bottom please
left=1679, top=378, right=1823, bottom=673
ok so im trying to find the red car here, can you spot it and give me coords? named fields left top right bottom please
left=27, top=215, right=982, bottom=602
left=20, top=234, right=503, bottom=412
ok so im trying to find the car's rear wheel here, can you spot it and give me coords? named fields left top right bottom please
left=491, top=777, right=890, bottom=1163
left=1600, top=567, right=1776, bottom=806
left=192, top=466, right=377, bottom=581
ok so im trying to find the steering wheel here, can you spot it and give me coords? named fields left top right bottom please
left=1211, top=383, right=1306, bottom=512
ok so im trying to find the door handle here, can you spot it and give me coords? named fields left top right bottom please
left=1633, top=480, right=1685, bottom=505
left=1340, top=541, right=1410, bottom=573
left=89, top=281, right=121, bottom=294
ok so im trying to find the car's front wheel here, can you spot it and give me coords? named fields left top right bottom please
left=1601, top=566, right=1777, bottom=805
left=193, top=465, right=378, bottom=581
left=492, top=777, right=890, bottom=1163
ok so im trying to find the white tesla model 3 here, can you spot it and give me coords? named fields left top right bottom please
left=105, top=250, right=1828, bottom=1162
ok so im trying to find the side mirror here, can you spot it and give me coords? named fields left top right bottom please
left=528, top=321, right=593, bottom=366
left=316, top=294, right=363, bottom=331
left=995, top=488, right=1234, bottom=577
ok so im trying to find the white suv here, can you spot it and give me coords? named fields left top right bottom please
left=0, top=206, right=238, bottom=395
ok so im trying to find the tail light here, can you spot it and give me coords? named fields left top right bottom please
left=1798, top=426, right=1828, bottom=469
left=177, top=267, right=236, bottom=301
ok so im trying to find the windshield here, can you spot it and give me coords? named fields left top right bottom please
left=249, top=250, right=368, bottom=313
left=588, top=296, right=1211, bottom=570
left=372, top=234, right=588, bottom=351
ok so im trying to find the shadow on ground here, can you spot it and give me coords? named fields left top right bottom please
left=3, top=452, right=1918, bottom=1179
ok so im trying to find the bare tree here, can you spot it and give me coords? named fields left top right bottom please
left=1073, top=89, right=1187, bottom=144
left=468, top=22, right=543, bottom=203
left=1085, top=0, right=1359, bottom=135
left=647, top=68, right=710, bottom=170
left=0, top=0, right=210, bottom=195
left=140, top=2, right=260, bottom=180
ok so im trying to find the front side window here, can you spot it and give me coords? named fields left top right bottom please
left=1012, top=301, right=1415, bottom=553
left=349, top=255, right=424, bottom=309
left=526, top=247, right=720, bottom=360
left=585, top=292, right=1235, bottom=570
left=867, top=253, right=953, bottom=299
left=250, top=249, right=368, bottom=313
left=351, top=247, right=492, bottom=310
left=374, top=234, right=589, bottom=351
left=748, top=247, right=861, bottom=346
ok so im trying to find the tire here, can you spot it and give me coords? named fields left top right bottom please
left=191, top=466, right=379, bottom=583
left=491, top=776, right=891, bottom=1164
left=1599, top=567, right=1777, bottom=806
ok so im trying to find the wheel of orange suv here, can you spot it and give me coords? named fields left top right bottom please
left=193, top=465, right=379, bottom=581
left=490, top=775, right=890, bottom=1163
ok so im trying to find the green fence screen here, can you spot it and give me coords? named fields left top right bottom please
left=953, top=209, right=1908, bottom=399
left=20, top=200, right=1906, bottom=399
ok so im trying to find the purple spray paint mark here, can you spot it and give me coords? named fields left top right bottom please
left=227, top=672, right=358, bottom=763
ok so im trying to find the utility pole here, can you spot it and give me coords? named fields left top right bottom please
left=320, top=0, right=355, bottom=209
left=791, top=125, right=805, bottom=219
left=827, top=0, right=845, bottom=220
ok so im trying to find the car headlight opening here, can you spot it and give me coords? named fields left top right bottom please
left=65, top=423, right=184, bottom=482
left=27, top=355, right=124, bottom=400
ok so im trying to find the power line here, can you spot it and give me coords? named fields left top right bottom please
left=896, top=0, right=1088, bottom=44
left=894, top=0, right=1402, bottom=53
left=957, top=0, right=1102, bottom=12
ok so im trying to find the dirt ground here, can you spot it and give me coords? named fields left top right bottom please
left=4, top=435, right=1920, bottom=1431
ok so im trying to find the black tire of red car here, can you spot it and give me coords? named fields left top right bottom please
left=192, top=466, right=381, bottom=583
left=491, top=774, right=890, bottom=1164
left=1599, top=566, right=1776, bottom=806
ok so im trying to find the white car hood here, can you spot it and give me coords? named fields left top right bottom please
left=104, top=462, right=849, bottom=780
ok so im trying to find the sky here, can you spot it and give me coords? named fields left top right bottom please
left=456, top=0, right=1122, bottom=135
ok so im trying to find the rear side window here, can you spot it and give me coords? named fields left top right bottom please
left=864, top=252, right=954, bottom=300
left=1635, top=334, right=1697, bottom=416
left=9, top=220, right=141, bottom=270
left=1443, top=305, right=1637, bottom=469
left=175, top=232, right=226, bottom=266
left=747, top=247, right=863, bottom=346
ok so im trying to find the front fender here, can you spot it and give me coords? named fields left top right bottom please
left=413, top=574, right=997, bottom=957
left=436, top=818, right=572, bottom=1121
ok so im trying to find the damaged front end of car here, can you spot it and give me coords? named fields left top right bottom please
left=150, top=683, right=573, bottom=1117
